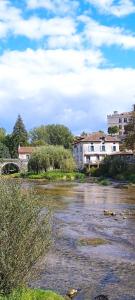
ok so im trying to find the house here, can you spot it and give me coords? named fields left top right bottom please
left=18, top=146, right=35, bottom=160
left=73, top=132, right=120, bottom=169
left=107, top=105, right=135, bottom=136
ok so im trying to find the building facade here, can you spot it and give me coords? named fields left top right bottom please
left=18, top=146, right=35, bottom=160
left=107, top=110, right=132, bottom=136
left=73, top=132, right=120, bottom=169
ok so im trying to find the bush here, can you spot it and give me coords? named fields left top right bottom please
left=0, top=179, right=52, bottom=294
left=0, top=289, right=64, bottom=300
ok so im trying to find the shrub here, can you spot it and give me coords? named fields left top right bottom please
left=0, top=179, right=52, bottom=294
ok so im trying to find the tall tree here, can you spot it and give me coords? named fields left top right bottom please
left=11, top=115, right=28, bottom=157
left=30, top=124, right=73, bottom=149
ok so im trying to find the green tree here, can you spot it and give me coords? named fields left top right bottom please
left=30, top=124, right=73, bottom=149
left=0, top=142, right=10, bottom=158
left=4, top=134, right=15, bottom=158
left=125, top=111, right=135, bottom=150
left=108, top=126, right=119, bottom=135
left=28, top=145, right=76, bottom=174
left=11, top=115, right=28, bottom=157
left=0, top=128, right=6, bottom=143
left=0, top=179, right=51, bottom=294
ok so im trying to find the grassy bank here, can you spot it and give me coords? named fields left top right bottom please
left=0, top=289, right=64, bottom=300
left=8, top=170, right=85, bottom=182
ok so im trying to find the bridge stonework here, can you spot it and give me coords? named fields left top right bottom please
left=0, top=159, right=28, bottom=174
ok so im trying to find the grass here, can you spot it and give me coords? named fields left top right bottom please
left=11, top=170, right=85, bottom=182
left=78, top=237, right=109, bottom=247
left=0, top=289, right=64, bottom=300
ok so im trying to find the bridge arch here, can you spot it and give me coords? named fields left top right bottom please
left=1, top=162, right=20, bottom=174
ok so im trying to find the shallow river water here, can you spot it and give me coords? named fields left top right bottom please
left=30, top=182, right=135, bottom=300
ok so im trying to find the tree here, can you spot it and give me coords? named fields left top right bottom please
left=11, top=115, right=28, bottom=157
left=0, top=179, right=51, bottom=294
left=108, top=126, right=119, bottom=135
left=0, top=142, right=10, bottom=158
left=28, top=145, right=76, bottom=174
left=30, top=124, right=73, bottom=149
left=125, top=110, right=135, bottom=150
left=0, top=128, right=6, bottom=143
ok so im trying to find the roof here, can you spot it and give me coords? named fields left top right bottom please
left=73, top=132, right=120, bottom=144
left=18, top=147, right=35, bottom=154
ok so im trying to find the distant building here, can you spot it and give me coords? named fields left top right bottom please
left=18, top=146, right=35, bottom=160
left=73, top=132, right=120, bottom=169
left=107, top=110, right=132, bottom=136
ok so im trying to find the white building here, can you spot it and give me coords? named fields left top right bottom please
left=73, top=132, right=120, bottom=169
left=107, top=110, right=133, bottom=136
left=18, top=146, right=35, bottom=160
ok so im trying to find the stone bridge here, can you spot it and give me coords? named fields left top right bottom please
left=0, top=159, right=28, bottom=174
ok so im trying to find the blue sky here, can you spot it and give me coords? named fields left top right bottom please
left=0, top=0, right=135, bottom=134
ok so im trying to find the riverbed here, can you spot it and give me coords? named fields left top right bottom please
left=30, top=182, right=135, bottom=300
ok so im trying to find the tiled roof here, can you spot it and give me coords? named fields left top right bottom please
left=18, top=147, right=35, bottom=154
left=73, top=132, right=120, bottom=144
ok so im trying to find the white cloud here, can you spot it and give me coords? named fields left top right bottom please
left=0, top=48, right=134, bottom=132
left=87, top=0, right=135, bottom=17
left=0, top=0, right=76, bottom=40
left=27, top=0, right=79, bottom=15
left=79, top=16, right=135, bottom=49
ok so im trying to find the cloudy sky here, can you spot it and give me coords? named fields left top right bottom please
left=0, top=0, right=135, bottom=134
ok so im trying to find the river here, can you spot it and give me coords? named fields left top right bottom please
left=29, top=181, right=135, bottom=300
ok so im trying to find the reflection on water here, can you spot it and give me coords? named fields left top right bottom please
left=30, top=182, right=135, bottom=300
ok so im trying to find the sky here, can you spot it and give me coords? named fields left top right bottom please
left=0, top=0, right=135, bottom=134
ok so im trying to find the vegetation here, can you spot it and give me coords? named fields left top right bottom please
left=125, top=110, right=135, bottom=150
left=108, top=126, right=119, bottom=135
left=18, top=170, right=85, bottom=181
left=0, top=179, right=52, bottom=294
left=28, top=145, right=76, bottom=174
left=93, top=156, right=135, bottom=183
left=0, top=289, right=64, bottom=300
left=0, top=128, right=6, bottom=144
left=29, top=124, right=73, bottom=149
left=4, top=116, right=28, bottom=158
left=0, top=143, right=10, bottom=158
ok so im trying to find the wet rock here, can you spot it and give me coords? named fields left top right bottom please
left=94, top=295, right=109, bottom=300
left=66, top=288, right=79, bottom=299
left=104, top=210, right=116, bottom=216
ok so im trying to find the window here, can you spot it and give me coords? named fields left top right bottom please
left=124, top=118, right=127, bottom=123
left=88, top=144, right=94, bottom=152
left=113, top=145, right=116, bottom=151
left=119, top=118, right=122, bottom=123
left=101, top=145, right=105, bottom=151
left=119, top=125, right=122, bottom=129
left=26, top=154, right=30, bottom=160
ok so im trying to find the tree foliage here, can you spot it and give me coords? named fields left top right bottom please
left=0, top=128, right=6, bottom=143
left=9, top=115, right=28, bottom=158
left=0, top=179, right=52, bottom=294
left=108, top=126, right=119, bottom=135
left=125, top=111, right=135, bottom=150
left=28, top=145, right=76, bottom=173
left=0, top=142, right=10, bottom=158
left=30, top=124, right=73, bottom=149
